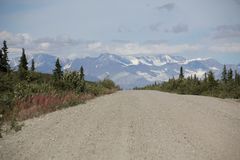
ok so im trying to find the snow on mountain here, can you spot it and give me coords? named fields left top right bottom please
left=8, top=53, right=239, bottom=89
left=124, top=54, right=181, bottom=66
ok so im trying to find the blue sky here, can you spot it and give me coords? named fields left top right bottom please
left=0, top=0, right=240, bottom=64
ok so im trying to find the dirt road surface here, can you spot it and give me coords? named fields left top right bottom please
left=1, top=90, right=240, bottom=160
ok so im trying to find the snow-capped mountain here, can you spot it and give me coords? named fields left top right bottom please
left=9, top=53, right=239, bottom=89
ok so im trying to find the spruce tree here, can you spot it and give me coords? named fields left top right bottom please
left=234, top=70, right=240, bottom=86
left=221, top=65, right=227, bottom=83
left=201, top=72, right=208, bottom=91
left=53, top=58, right=63, bottom=81
left=19, top=48, right=28, bottom=70
left=190, top=75, right=193, bottom=81
left=79, top=66, right=85, bottom=92
left=227, top=68, right=233, bottom=81
left=193, top=74, right=197, bottom=81
left=1, top=40, right=10, bottom=72
left=0, top=50, right=3, bottom=72
left=80, top=66, right=84, bottom=81
left=18, top=48, right=28, bottom=80
left=203, top=72, right=207, bottom=82
left=179, top=66, right=184, bottom=79
left=31, top=59, right=35, bottom=71
left=207, top=70, right=217, bottom=90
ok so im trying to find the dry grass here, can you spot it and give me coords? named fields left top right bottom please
left=14, top=92, right=95, bottom=121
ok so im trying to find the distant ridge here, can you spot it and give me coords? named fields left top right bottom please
left=9, top=53, right=239, bottom=89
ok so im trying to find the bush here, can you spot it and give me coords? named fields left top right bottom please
left=14, top=82, right=54, bottom=99
left=53, top=71, right=85, bottom=93
left=0, top=93, right=14, bottom=112
left=0, top=73, right=14, bottom=92
left=85, top=83, right=105, bottom=96
left=62, top=71, right=81, bottom=89
left=99, top=79, right=119, bottom=89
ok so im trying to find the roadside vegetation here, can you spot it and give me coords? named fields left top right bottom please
left=0, top=40, right=119, bottom=137
left=136, top=66, right=240, bottom=99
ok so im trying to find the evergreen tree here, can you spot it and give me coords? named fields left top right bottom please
left=201, top=72, right=208, bottom=92
left=141, top=66, right=240, bottom=99
left=179, top=66, right=184, bottom=79
left=227, top=68, right=233, bottom=81
left=18, top=48, right=28, bottom=80
left=234, top=70, right=240, bottom=86
left=53, top=58, right=63, bottom=81
left=190, top=75, right=193, bottom=81
left=0, top=50, right=3, bottom=72
left=203, top=72, right=207, bottom=82
left=207, top=70, right=217, bottom=90
left=79, top=66, right=85, bottom=92
left=31, top=59, right=35, bottom=71
left=19, top=48, right=28, bottom=70
left=171, top=77, right=176, bottom=90
left=221, top=65, right=227, bottom=83
left=80, top=66, right=84, bottom=81
left=1, top=40, right=10, bottom=72
left=193, top=74, right=197, bottom=82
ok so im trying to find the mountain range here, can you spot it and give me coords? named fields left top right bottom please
left=9, top=53, right=240, bottom=89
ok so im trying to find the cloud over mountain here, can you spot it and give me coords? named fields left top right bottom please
left=1, top=30, right=240, bottom=64
left=0, top=30, right=201, bottom=57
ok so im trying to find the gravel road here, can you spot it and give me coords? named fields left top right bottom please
left=1, top=90, right=240, bottom=160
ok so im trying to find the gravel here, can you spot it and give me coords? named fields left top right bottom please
left=0, top=90, right=240, bottom=160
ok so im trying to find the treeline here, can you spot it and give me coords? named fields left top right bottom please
left=0, top=41, right=85, bottom=91
left=137, top=66, right=240, bottom=99
left=0, top=40, right=119, bottom=136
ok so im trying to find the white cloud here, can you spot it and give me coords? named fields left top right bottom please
left=39, top=42, right=50, bottom=50
left=209, top=43, right=240, bottom=53
left=0, top=30, right=204, bottom=58
left=0, top=31, right=84, bottom=56
left=87, top=42, right=102, bottom=50
left=87, top=42, right=202, bottom=55
left=3, top=30, right=239, bottom=60
left=0, top=31, right=32, bottom=46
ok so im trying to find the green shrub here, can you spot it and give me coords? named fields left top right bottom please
left=14, top=82, right=54, bottom=99
left=99, top=79, right=119, bottom=89
left=85, top=83, right=105, bottom=96
left=53, top=71, right=85, bottom=93
left=0, top=73, right=14, bottom=92
left=0, top=93, right=14, bottom=111
left=63, top=71, right=81, bottom=89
